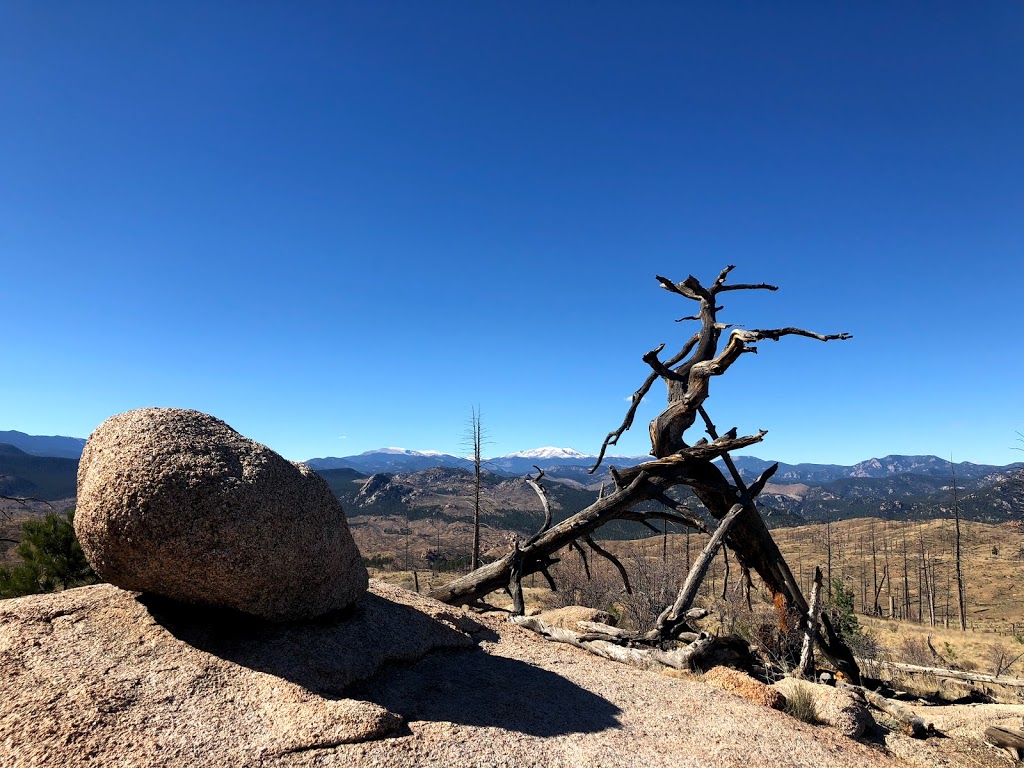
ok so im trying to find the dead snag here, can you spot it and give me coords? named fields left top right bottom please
left=797, top=566, right=823, bottom=678
left=431, top=266, right=856, bottom=681
left=647, top=463, right=778, bottom=643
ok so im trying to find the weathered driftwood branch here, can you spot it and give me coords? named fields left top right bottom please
left=583, top=536, right=632, bottom=594
left=856, top=686, right=934, bottom=738
left=797, top=566, right=823, bottom=678
left=429, top=471, right=654, bottom=606
left=984, top=726, right=1024, bottom=760
left=524, top=467, right=552, bottom=546
left=511, top=615, right=716, bottom=672
left=858, top=659, right=1024, bottom=688
left=591, top=333, right=700, bottom=471
left=613, top=432, right=767, bottom=486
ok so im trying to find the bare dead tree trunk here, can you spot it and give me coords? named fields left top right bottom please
left=720, top=546, right=730, bottom=600
left=870, top=521, right=884, bottom=616
left=797, top=566, right=823, bottom=678
left=952, top=460, right=967, bottom=631
left=825, top=508, right=833, bottom=600
left=648, top=474, right=774, bottom=642
left=464, top=406, right=486, bottom=571
left=430, top=266, right=859, bottom=681
left=902, top=524, right=911, bottom=622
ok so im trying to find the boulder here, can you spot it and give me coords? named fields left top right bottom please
left=702, top=666, right=786, bottom=710
left=773, top=677, right=874, bottom=738
left=75, top=407, right=367, bottom=621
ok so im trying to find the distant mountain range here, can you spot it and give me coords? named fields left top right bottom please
left=304, top=445, right=649, bottom=477
left=0, top=444, right=79, bottom=499
left=2, top=430, right=1022, bottom=528
left=0, top=431, right=86, bottom=460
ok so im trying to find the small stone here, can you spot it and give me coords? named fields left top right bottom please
left=75, top=408, right=367, bottom=621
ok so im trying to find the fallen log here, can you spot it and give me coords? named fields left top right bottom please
left=984, top=725, right=1024, bottom=760
left=511, top=615, right=718, bottom=673
left=859, top=658, right=1024, bottom=688
left=850, top=684, right=934, bottom=738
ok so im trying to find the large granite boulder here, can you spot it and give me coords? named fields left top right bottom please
left=75, top=408, right=368, bottom=621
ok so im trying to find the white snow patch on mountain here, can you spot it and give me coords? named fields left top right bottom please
left=361, top=447, right=451, bottom=457
left=501, top=447, right=591, bottom=460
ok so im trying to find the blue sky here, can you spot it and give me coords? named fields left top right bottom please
left=2, top=3, right=1022, bottom=465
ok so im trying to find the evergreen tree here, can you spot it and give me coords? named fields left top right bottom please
left=0, top=509, right=99, bottom=598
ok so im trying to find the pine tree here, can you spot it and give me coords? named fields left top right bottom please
left=0, top=509, right=98, bottom=598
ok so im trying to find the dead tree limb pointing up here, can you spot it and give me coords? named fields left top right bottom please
left=430, top=266, right=857, bottom=681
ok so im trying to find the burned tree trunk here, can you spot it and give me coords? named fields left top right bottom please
left=797, top=567, right=823, bottom=678
left=430, top=266, right=859, bottom=681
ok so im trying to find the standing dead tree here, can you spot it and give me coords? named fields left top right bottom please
left=429, top=266, right=860, bottom=681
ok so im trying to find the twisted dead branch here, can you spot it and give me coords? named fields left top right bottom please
left=430, top=266, right=858, bottom=681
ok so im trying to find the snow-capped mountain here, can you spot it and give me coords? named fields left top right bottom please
left=485, top=447, right=648, bottom=477
left=304, top=446, right=648, bottom=477
left=501, top=447, right=591, bottom=460
left=306, top=448, right=473, bottom=473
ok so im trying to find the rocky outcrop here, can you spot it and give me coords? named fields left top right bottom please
left=0, top=582, right=907, bottom=768
left=0, top=581, right=479, bottom=766
left=75, top=408, right=367, bottom=621
left=773, top=677, right=874, bottom=738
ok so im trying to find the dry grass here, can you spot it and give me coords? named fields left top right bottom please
left=783, top=680, right=819, bottom=724
left=363, top=517, right=1024, bottom=634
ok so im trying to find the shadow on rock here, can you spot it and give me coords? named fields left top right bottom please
left=138, top=589, right=476, bottom=696
left=139, top=588, right=621, bottom=738
left=350, top=648, right=623, bottom=737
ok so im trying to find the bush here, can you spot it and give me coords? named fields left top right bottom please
left=898, top=635, right=934, bottom=666
left=783, top=682, right=819, bottom=724
left=0, top=509, right=99, bottom=598
left=827, top=577, right=879, bottom=658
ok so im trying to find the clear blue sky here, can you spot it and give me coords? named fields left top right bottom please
left=2, top=3, right=1022, bottom=465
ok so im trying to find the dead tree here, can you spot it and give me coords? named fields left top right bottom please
left=430, top=266, right=860, bottom=681
left=797, top=567, right=823, bottom=678
left=951, top=459, right=967, bottom=631
left=463, top=406, right=487, bottom=571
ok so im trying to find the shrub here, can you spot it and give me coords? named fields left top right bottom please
left=898, top=635, right=934, bottom=666
left=0, top=509, right=99, bottom=598
left=827, top=577, right=879, bottom=658
left=783, top=682, right=819, bottom=724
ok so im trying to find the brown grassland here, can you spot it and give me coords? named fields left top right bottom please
left=363, top=516, right=1024, bottom=684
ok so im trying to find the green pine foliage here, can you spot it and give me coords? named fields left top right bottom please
left=828, top=577, right=880, bottom=659
left=0, top=509, right=99, bottom=598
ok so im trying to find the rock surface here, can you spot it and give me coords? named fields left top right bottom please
left=75, top=408, right=367, bottom=620
left=773, top=677, right=874, bottom=738
left=0, top=581, right=910, bottom=768
left=0, top=580, right=477, bottom=766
